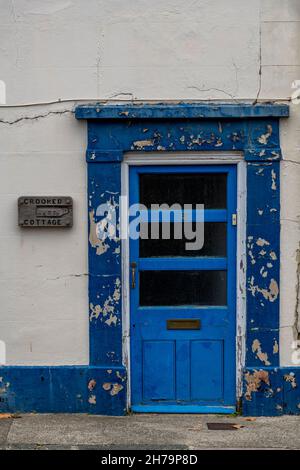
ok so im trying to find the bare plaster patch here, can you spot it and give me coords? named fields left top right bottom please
left=89, top=209, right=109, bottom=255
left=132, top=139, right=154, bottom=149
left=284, top=373, right=297, bottom=389
left=88, top=379, right=96, bottom=391
left=256, top=238, right=270, bottom=247
left=252, top=339, right=271, bottom=366
left=248, top=277, right=279, bottom=303
left=102, top=382, right=124, bottom=396
left=244, top=370, right=270, bottom=401
left=273, top=340, right=279, bottom=354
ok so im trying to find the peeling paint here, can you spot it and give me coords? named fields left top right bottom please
left=89, top=209, right=109, bottom=255
left=284, top=373, right=297, bottom=389
left=88, top=379, right=96, bottom=391
left=252, top=339, right=271, bottom=366
left=0, top=377, right=10, bottom=395
left=133, top=139, right=154, bottom=149
left=248, top=277, right=279, bottom=303
left=256, top=238, right=270, bottom=247
left=244, top=369, right=270, bottom=401
left=215, top=138, right=223, bottom=147
left=293, top=244, right=300, bottom=341
left=271, top=169, right=277, bottom=190
left=116, top=371, right=126, bottom=382
left=248, top=250, right=256, bottom=265
left=105, top=314, right=118, bottom=326
left=102, top=382, right=124, bottom=396
left=258, top=125, right=272, bottom=145
left=273, top=340, right=279, bottom=355
left=90, top=278, right=121, bottom=326
left=88, top=394, right=96, bottom=405
left=260, top=266, right=268, bottom=278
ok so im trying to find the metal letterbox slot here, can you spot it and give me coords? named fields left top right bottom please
left=167, top=319, right=201, bottom=330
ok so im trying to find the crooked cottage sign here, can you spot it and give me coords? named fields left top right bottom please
left=18, top=196, right=73, bottom=227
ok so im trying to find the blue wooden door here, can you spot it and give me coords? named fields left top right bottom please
left=130, top=165, right=237, bottom=413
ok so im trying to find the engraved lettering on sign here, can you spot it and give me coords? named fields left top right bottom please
left=18, top=196, right=73, bottom=228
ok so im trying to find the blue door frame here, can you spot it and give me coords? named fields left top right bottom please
left=129, top=165, right=237, bottom=413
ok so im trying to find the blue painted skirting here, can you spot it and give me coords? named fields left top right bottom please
left=243, top=367, right=300, bottom=416
left=132, top=405, right=236, bottom=414
left=0, top=366, right=127, bottom=415
left=2, top=365, right=299, bottom=416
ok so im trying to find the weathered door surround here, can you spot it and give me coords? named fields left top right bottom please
left=129, top=164, right=238, bottom=412
left=2, top=103, right=300, bottom=416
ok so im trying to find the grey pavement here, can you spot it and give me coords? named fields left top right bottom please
left=0, top=413, right=299, bottom=450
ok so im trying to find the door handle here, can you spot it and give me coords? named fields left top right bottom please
left=130, top=262, right=137, bottom=289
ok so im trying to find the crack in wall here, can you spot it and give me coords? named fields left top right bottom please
left=280, top=218, right=300, bottom=225
left=0, top=109, right=73, bottom=125
left=96, top=29, right=104, bottom=97
left=293, top=243, right=300, bottom=341
left=46, top=273, right=88, bottom=281
left=283, top=159, right=300, bottom=166
left=253, top=8, right=262, bottom=105
left=107, top=92, right=135, bottom=101
left=186, top=86, right=240, bottom=103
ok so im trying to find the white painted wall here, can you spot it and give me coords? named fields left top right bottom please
left=0, top=110, right=89, bottom=364
left=0, top=0, right=298, bottom=365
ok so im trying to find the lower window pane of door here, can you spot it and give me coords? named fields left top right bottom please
left=140, top=222, right=227, bottom=257
left=139, top=270, right=227, bottom=306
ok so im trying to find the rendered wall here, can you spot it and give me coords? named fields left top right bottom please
left=0, top=0, right=299, bottom=368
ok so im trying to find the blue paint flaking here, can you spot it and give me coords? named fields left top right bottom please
left=75, top=103, right=289, bottom=120
left=1, top=104, right=292, bottom=416
left=243, top=367, right=300, bottom=416
left=0, top=366, right=126, bottom=415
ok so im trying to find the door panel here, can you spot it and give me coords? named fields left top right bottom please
left=130, top=165, right=237, bottom=412
left=142, top=341, right=175, bottom=401
left=190, top=340, right=223, bottom=401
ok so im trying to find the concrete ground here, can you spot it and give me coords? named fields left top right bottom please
left=0, top=413, right=299, bottom=450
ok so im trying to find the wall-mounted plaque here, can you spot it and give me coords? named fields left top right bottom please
left=18, top=196, right=73, bottom=227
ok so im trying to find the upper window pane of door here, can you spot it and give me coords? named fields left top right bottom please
left=139, top=173, right=227, bottom=209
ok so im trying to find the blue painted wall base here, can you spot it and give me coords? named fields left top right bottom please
left=243, top=367, right=300, bottom=416
left=2, top=365, right=299, bottom=416
left=0, top=366, right=127, bottom=415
